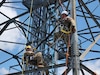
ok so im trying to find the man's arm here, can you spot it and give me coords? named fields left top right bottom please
left=68, top=17, right=76, bottom=33
left=72, top=26, right=76, bottom=33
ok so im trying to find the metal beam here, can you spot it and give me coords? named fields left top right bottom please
left=79, top=48, right=100, bottom=53
left=82, top=57, right=100, bottom=62
left=79, top=0, right=100, bottom=28
left=81, top=64, right=96, bottom=75
left=78, top=31, right=100, bottom=35
left=0, top=11, right=29, bottom=35
left=78, top=0, right=95, bottom=41
left=23, top=0, right=68, bottom=10
left=0, top=19, right=14, bottom=35
left=0, top=0, right=6, bottom=7
left=62, top=68, right=71, bottom=75
left=80, top=34, right=100, bottom=60
left=7, top=63, right=66, bottom=75
left=71, top=0, right=80, bottom=75
left=80, top=69, right=85, bottom=75
left=79, top=35, right=100, bottom=46
left=78, top=25, right=97, bottom=33
left=0, top=49, right=22, bottom=61
left=0, top=57, right=12, bottom=65
left=0, top=11, right=28, bottom=26
left=0, top=40, right=25, bottom=45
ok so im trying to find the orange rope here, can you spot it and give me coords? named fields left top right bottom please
left=64, top=34, right=71, bottom=75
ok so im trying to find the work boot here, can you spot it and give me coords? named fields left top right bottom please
left=37, top=63, right=44, bottom=68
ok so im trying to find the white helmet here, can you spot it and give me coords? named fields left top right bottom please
left=61, top=11, right=68, bottom=15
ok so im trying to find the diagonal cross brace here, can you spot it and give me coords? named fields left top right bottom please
left=81, top=63, right=96, bottom=75
left=0, top=19, right=15, bottom=35
left=0, top=11, right=29, bottom=35
left=80, top=34, right=100, bottom=60
left=0, top=0, right=6, bottom=7
left=79, top=0, right=100, bottom=28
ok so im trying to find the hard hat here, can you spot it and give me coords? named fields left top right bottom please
left=61, top=11, right=68, bottom=15
left=25, top=45, right=31, bottom=49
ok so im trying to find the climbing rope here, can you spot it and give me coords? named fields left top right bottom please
left=22, top=0, right=34, bottom=75
left=64, top=33, right=71, bottom=75
left=26, top=0, right=34, bottom=40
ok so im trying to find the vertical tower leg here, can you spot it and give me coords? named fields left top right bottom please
left=70, top=0, right=80, bottom=75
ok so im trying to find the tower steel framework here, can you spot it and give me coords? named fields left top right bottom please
left=0, top=0, right=100, bottom=75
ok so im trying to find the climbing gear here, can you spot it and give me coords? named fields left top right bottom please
left=61, top=25, right=72, bottom=34
left=61, top=29, right=71, bottom=34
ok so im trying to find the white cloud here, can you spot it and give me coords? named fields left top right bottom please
left=0, top=26, right=25, bottom=50
left=0, top=0, right=17, bottom=19
left=0, top=0, right=26, bottom=51
left=0, top=67, right=9, bottom=75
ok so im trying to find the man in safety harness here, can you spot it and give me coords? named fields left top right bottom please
left=23, top=44, right=49, bottom=75
left=24, top=44, right=44, bottom=68
left=54, top=10, right=76, bottom=66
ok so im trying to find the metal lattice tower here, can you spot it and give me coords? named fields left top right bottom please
left=0, top=0, right=100, bottom=75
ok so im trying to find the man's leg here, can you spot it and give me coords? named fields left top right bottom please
left=63, top=34, right=71, bottom=75
left=34, top=52, right=44, bottom=67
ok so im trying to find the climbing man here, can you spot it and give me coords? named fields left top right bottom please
left=54, top=10, right=76, bottom=47
left=54, top=10, right=76, bottom=58
left=24, top=44, right=44, bottom=68
left=54, top=10, right=76, bottom=75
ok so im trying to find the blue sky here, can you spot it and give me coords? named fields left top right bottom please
left=0, top=0, right=100, bottom=75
